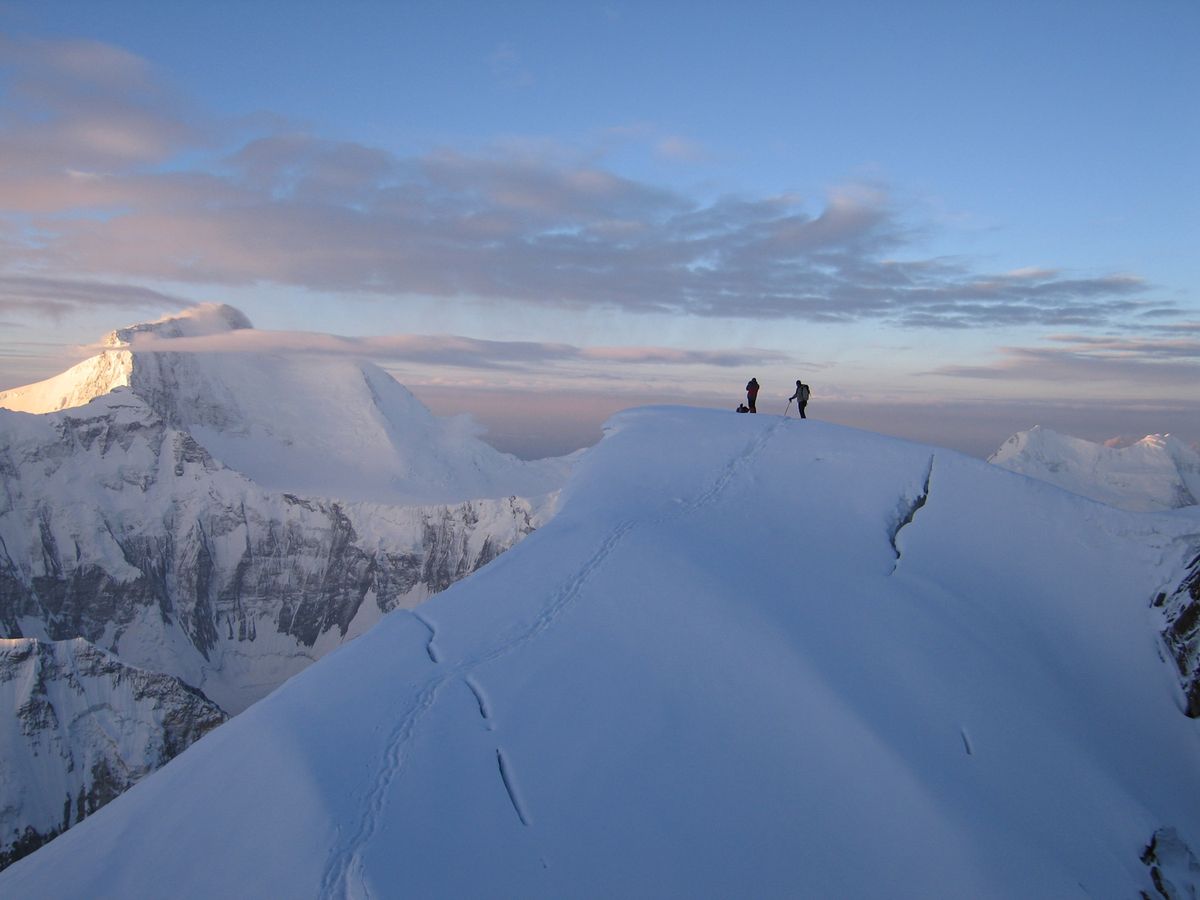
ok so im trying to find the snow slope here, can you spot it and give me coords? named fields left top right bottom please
left=4, top=408, right=1198, bottom=898
left=990, top=426, right=1200, bottom=512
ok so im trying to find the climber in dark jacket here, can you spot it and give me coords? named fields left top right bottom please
left=745, top=378, right=759, bottom=413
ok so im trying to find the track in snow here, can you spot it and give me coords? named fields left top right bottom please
left=319, top=418, right=785, bottom=899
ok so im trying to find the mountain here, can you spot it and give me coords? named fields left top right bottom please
left=0, top=305, right=574, bottom=863
left=989, top=426, right=1200, bottom=512
left=0, top=638, right=227, bottom=870
left=0, top=306, right=569, bottom=713
left=0, top=388, right=544, bottom=713
left=3, top=409, right=1197, bottom=897
left=0, top=304, right=570, bottom=506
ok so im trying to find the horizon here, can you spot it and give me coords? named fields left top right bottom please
left=1, top=1, right=1197, bottom=457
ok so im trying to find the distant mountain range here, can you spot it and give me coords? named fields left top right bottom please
left=2, top=375, right=1197, bottom=896
left=989, top=425, right=1200, bottom=512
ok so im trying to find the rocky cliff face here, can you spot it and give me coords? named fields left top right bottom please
left=0, top=638, right=227, bottom=871
left=0, top=392, right=542, bottom=713
left=0, top=306, right=569, bottom=869
left=1158, top=548, right=1200, bottom=718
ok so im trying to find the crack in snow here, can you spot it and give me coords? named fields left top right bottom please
left=889, top=455, right=934, bottom=575
left=410, top=610, right=440, bottom=664
left=319, top=419, right=785, bottom=899
left=496, top=748, right=530, bottom=826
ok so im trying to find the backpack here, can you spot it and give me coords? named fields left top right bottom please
left=799, top=383, right=810, bottom=402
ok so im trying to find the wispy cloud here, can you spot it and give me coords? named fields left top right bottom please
left=0, top=36, right=1181, bottom=332
left=116, top=325, right=789, bottom=372
left=0, top=274, right=191, bottom=317
left=932, top=331, right=1200, bottom=385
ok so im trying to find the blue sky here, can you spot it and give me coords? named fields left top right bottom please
left=1, top=0, right=1197, bottom=457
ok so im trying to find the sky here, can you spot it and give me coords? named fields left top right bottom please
left=0, top=0, right=1197, bottom=458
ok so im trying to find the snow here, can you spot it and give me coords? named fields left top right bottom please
left=0, top=305, right=569, bottom=505
left=990, top=425, right=1200, bottom=511
left=3, top=407, right=1197, bottom=897
left=0, top=390, right=549, bottom=713
left=0, top=351, right=133, bottom=414
left=0, top=638, right=225, bottom=860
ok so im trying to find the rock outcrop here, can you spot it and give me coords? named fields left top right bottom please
left=0, top=638, right=227, bottom=871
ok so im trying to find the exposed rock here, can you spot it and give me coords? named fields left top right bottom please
left=0, top=638, right=227, bottom=872
left=1, top=393, right=542, bottom=713
left=1141, top=827, right=1200, bottom=899
left=1157, top=550, right=1200, bottom=718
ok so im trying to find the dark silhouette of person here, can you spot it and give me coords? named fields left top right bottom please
left=789, top=380, right=810, bottom=419
left=745, top=378, right=759, bottom=413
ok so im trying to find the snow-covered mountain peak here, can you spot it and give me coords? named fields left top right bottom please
left=989, top=425, right=1200, bottom=511
left=102, top=303, right=253, bottom=347
left=1, top=307, right=571, bottom=505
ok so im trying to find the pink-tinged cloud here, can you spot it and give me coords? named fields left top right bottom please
left=113, top=324, right=789, bottom=372
left=0, top=36, right=1180, bottom=331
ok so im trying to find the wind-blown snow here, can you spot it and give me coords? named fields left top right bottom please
left=4, top=408, right=1197, bottom=898
left=990, top=426, right=1200, bottom=512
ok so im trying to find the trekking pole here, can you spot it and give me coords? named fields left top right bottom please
left=784, top=399, right=792, bottom=418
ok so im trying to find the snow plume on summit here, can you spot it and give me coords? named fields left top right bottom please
left=104, top=303, right=254, bottom=347
left=4, top=409, right=1197, bottom=898
left=989, top=425, right=1200, bottom=511
left=0, top=305, right=250, bottom=415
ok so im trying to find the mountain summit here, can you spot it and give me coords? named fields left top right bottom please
left=0, top=305, right=567, bottom=504
left=4, top=408, right=1197, bottom=897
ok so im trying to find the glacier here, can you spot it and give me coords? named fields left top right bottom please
left=3, top=407, right=1198, bottom=898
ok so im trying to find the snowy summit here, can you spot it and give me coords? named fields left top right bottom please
left=0, top=304, right=569, bottom=506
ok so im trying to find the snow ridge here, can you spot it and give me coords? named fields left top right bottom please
left=321, top=416, right=786, bottom=899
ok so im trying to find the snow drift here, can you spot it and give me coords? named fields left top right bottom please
left=4, top=408, right=1198, bottom=898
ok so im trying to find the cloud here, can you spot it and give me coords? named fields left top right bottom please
left=0, top=274, right=192, bottom=317
left=0, top=35, right=202, bottom=177
left=931, top=331, right=1200, bottom=386
left=0, top=36, right=1180, bottom=331
left=115, top=324, right=789, bottom=372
